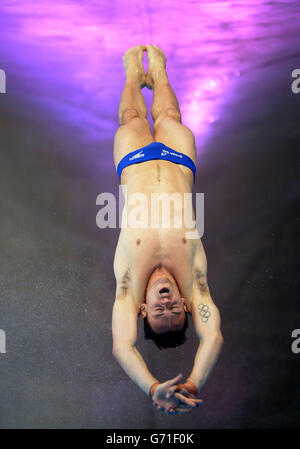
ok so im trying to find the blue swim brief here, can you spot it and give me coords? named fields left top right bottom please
left=117, top=142, right=196, bottom=182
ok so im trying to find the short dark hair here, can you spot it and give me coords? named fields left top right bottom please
left=143, top=312, right=188, bottom=350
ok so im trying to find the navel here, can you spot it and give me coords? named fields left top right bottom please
left=182, top=237, right=187, bottom=244
left=136, top=238, right=141, bottom=246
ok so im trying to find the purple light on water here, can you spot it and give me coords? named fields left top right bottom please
left=0, top=0, right=299, bottom=160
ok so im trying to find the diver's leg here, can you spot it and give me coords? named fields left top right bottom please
left=146, top=45, right=181, bottom=124
left=146, top=45, right=196, bottom=164
left=114, top=45, right=154, bottom=167
left=118, top=45, right=148, bottom=124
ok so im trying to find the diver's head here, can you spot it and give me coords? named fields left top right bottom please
left=141, top=276, right=188, bottom=350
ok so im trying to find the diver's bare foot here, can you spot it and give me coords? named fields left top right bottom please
left=123, top=45, right=146, bottom=87
left=145, top=45, right=168, bottom=89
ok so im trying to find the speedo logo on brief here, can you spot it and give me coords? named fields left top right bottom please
left=161, top=149, right=182, bottom=158
left=129, top=150, right=145, bottom=161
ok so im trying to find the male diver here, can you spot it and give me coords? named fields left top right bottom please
left=112, top=45, right=223, bottom=414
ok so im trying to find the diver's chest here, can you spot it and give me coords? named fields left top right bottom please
left=131, top=234, right=195, bottom=305
left=130, top=229, right=194, bottom=269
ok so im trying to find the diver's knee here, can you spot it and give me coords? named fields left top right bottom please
left=119, top=108, right=139, bottom=125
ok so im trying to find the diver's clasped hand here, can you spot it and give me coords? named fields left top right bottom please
left=151, top=373, right=203, bottom=415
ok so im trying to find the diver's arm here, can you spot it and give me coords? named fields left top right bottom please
left=112, top=292, right=159, bottom=395
left=187, top=279, right=223, bottom=393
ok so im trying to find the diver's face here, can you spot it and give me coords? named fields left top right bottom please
left=142, top=277, right=187, bottom=334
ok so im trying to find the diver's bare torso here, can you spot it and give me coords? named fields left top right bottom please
left=113, top=160, right=206, bottom=311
